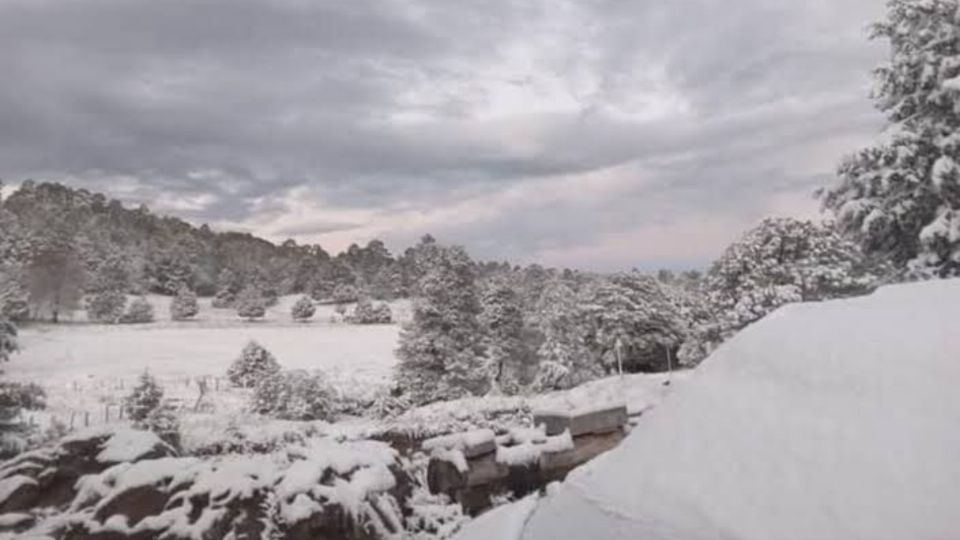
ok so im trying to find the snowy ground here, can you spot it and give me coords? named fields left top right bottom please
left=457, top=279, right=960, bottom=540
left=4, top=296, right=407, bottom=447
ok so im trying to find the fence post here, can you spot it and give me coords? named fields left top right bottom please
left=84, top=411, right=90, bottom=427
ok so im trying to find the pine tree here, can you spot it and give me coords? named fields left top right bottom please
left=683, top=218, right=881, bottom=365
left=121, top=296, right=155, bottom=324
left=533, top=280, right=599, bottom=390
left=249, top=370, right=335, bottom=421
left=395, top=244, right=488, bottom=404
left=290, top=295, right=315, bottom=322
left=86, top=289, right=127, bottom=323
left=235, top=286, right=266, bottom=321
left=227, top=340, right=281, bottom=388
left=170, top=286, right=199, bottom=321
left=821, top=0, right=960, bottom=277
left=124, top=370, right=164, bottom=422
left=479, top=279, right=527, bottom=394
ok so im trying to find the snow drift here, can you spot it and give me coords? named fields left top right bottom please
left=509, top=279, right=960, bottom=540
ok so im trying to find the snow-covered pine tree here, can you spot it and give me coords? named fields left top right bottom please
left=121, top=296, right=154, bottom=324
left=479, top=279, right=527, bottom=395
left=532, top=279, right=599, bottom=390
left=290, top=295, right=315, bottom=322
left=821, top=0, right=960, bottom=277
left=170, top=286, right=199, bottom=321
left=86, top=289, right=126, bottom=323
left=395, top=244, right=488, bottom=404
left=124, top=370, right=164, bottom=423
left=227, top=340, right=281, bottom=388
left=235, top=286, right=266, bottom=321
left=682, top=218, right=881, bottom=365
left=211, top=269, right=241, bottom=308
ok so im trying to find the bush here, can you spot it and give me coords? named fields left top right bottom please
left=0, top=381, right=46, bottom=423
left=86, top=290, right=126, bottom=323
left=227, top=340, right=281, bottom=388
left=121, top=296, right=154, bottom=324
left=235, top=286, right=266, bottom=321
left=291, top=295, right=316, bottom=322
left=170, top=287, right=199, bottom=321
left=348, top=297, right=392, bottom=324
left=250, top=370, right=336, bottom=421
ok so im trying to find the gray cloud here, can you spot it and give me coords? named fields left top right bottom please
left=0, top=0, right=888, bottom=270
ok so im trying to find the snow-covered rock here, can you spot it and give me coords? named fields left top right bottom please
left=469, top=279, right=960, bottom=540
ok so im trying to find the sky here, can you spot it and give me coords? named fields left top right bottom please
left=0, top=0, right=888, bottom=271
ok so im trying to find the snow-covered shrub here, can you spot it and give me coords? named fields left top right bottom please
left=124, top=371, right=163, bottom=422
left=0, top=381, right=46, bottom=412
left=332, top=283, right=360, bottom=304
left=235, top=286, right=266, bottom=321
left=211, top=287, right=235, bottom=308
left=249, top=370, right=336, bottom=421
left=0, top=271, right=29, bottom=322
left=0, top=317, right=16, bottom=363
left=86, top=289, right=126, bottom=323
left=169, top=286, right=199, bottom=320
left=348, top=297, right=392, bottom=324
left=369, top=388, right=412, bottom=419
left=227, top=340, right=281, bottom=388
left=531, top=360, right=571, bottom=392
left=120, top=296, right=154, bottom=324
left=290, top=295, right=315, bottom=322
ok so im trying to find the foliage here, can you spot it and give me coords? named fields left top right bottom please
left=235, top=286, right=266, bottom=321
left=120, top=296, right=155, bottom=324
left=249, top=370, right=336, bottom=421
left=86, top=289, right=126, bottom=323
left=227, top=340, right=282, bottom=388
left=682, top=218, right=881, bottom=365
left=290, top=295, right=316, bottom=322
left=348, top=297, right=392, bottom=324
left=124, top=371, right=164, bottom=423
left=821, top=0, right=960, bottom=277
left=0, top=317, right=17, bottom=363
left=170, top=286, right=200, bottom=321
left=479, top=279, right=529, bottom=394
left=395, top=244, right=488, bottom=405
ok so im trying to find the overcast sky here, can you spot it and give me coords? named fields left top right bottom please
left=0, top=0, right=887, bottom=270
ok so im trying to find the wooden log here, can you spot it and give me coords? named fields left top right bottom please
left=540, top=429, right=626, bottom=481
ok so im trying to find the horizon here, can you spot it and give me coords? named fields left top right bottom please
left=0, top=0, right=886, bottom=271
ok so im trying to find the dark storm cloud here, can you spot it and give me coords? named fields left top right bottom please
left=0, top=0, right=888, bottom=268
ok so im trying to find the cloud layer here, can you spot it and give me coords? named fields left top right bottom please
left=0, top=0, right=887, bottom=269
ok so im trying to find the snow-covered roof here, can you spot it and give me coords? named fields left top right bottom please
left=459, top=278, right=960, bottom=540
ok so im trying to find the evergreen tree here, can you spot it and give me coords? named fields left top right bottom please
left=533, top=280, right=599, bottom=390
left=227, top=340, right=281, bottom=388
left=124, top=370, right=164, bottom=423
left=479, top=279, right=528, bottom=394
left=121, top=296, right=155, bottom=324
left=211, top=268, right=241, bottom=308
left=170, top=286, right=199, bottom=321
left=395, top=244, right=488, bottom=404
left=86, top=289, right=127, bottom=323
left=821, top=0, right=960, bottom=277
left=683, top=218, right=881, bottom=365
left=235, top=286, right=266, bottom=321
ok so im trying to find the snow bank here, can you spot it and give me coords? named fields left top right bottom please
left=514, top=279, right=960, bottom=540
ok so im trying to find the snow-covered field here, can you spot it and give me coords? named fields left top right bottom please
left=4, top=296, right=407, bottom=445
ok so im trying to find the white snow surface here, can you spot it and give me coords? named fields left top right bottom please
left=471, top=279, right=960, bottom=540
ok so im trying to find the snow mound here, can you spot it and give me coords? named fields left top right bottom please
left=514, top=279, right=960, bottom=540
